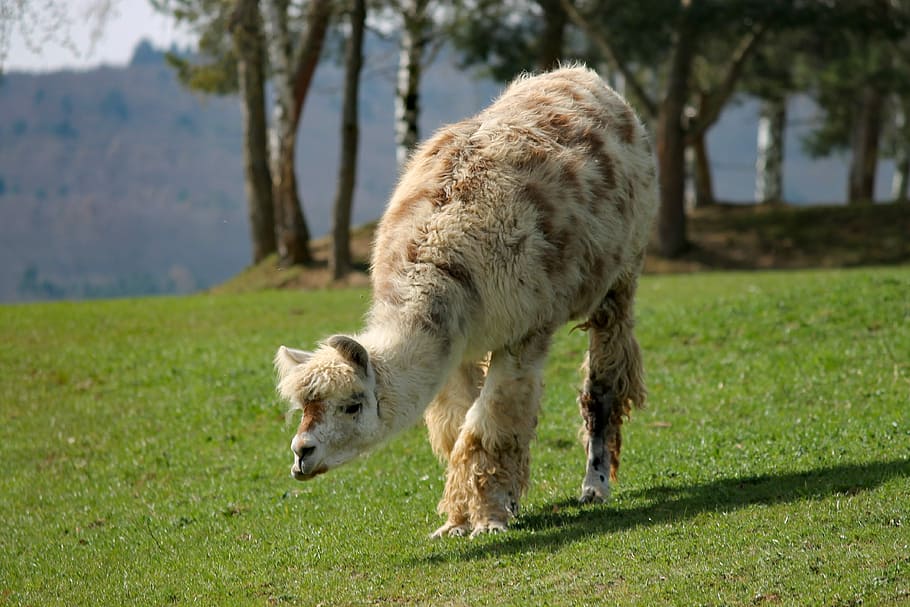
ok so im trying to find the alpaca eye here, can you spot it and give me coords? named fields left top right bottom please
left=343, top=403, right=362, bottom=415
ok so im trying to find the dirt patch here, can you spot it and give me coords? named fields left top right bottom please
left=645, top=202, right=910, bottom=273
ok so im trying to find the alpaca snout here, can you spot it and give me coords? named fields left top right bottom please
left=291, top=434, right=317, bottom=461
left=294, top=445, right=316, bottom=461
left=291, top=436, right=324, bottom=480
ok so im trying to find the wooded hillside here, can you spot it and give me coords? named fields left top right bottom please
left=1, top=39, right=903, bottom=302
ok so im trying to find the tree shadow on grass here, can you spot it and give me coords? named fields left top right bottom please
left=421, top=458, right=908, bottom=562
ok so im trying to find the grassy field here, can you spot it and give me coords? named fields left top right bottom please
left=1, top=267, right=908, bottom=606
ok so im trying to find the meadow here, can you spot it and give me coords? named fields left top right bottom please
left=1, top=267, right=908, bottom=606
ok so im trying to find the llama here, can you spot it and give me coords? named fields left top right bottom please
left=274, top=66, right=659, bottom=537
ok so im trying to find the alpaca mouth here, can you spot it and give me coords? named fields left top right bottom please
left=291, top=464, right=328, bottom=481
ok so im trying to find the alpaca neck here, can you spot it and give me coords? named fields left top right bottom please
left=359, top=323, right=460, bottom=439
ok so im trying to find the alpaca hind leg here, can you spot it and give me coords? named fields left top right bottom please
left=578, top=272, right=646, bottom=504
left=436, top=332, right=549, bottom=537
left=426, top=362, right=484, bottom=538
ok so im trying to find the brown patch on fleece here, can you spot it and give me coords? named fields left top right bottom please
left=298, top=401, right=325, bottom=433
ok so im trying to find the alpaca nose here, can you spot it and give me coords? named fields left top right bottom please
left=295, top=445, right=316, bottom=461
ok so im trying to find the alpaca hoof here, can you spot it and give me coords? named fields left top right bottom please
left=469, top=520, right=508, bottom=538
left=579, top=487, right=608, bottom=504
left=430, top=521, right=471, bottom=539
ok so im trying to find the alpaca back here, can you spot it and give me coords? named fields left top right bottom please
left=370, top=66, right=658, bottom=358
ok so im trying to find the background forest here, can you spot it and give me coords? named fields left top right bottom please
left=1, top=0, right=909, bottom=301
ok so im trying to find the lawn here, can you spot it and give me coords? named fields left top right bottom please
left=1, top=267, right=908, bottom=606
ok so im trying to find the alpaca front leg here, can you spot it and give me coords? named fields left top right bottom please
left=426, top=362, right=484, bottom=538
left=425, top=362, right=484, bottom=462
left=432, top=445, right=472, bottom=537
left=432, top=432, right=518, bottom=538
left=435, top=426, right=516, bottom=537
left=434, top=337, right=547, bottom=538
left=439, top=424, right=530, bottom=537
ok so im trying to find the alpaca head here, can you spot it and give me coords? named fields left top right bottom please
left=274, top=335, right=382, bottom=480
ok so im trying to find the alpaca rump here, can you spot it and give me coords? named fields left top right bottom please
left=274, top=66, right=658, bottom=537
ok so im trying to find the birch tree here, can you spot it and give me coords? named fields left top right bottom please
left=742, top=35, right=800, bottom=206
left=264, top=0, right=307, bottom=265
left=262, top=0, right=332, bottom=266
left=394, top=0, right=429, bottom=170
left=755, top=96, right=785, bottom=203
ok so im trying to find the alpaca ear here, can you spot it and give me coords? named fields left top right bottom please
left=326, top=335, right=370, bottom=377
left=274, top=345, right=312, bottom=379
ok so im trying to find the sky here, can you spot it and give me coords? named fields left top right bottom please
left=4, top=0, right=196, bottom=72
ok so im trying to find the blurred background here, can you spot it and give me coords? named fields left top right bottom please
left=1, top=0, right=908, bottom=302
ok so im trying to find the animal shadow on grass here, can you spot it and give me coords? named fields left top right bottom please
left=423, top=458, right=908, bottom=562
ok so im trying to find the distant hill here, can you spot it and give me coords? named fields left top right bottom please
left=0, top=39, right=900, bottom=302
left=0, top=39, right=500, bottom=302
left=1, top=47, right=248, bottom=301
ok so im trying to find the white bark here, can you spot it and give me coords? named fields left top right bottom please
left=395, top=0, right=429, bottom=171
left=262, top=0, right=293, bottom=170
left=891, top=102, right=909, bottom=203
left=755, top=96, right=786, bottom=203
left=684, top=145, right=695, bottom=211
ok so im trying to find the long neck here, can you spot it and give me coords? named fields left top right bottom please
left=358, top=320, right=460, bottom=439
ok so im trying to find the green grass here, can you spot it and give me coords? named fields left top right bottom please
left=1, top=268, right=908, bottom=606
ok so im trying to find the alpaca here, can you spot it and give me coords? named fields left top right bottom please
left=274, top=66, right=659, bottom=537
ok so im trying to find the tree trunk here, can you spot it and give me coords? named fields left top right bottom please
left=656, top=6, right=695, bottom=258
left=395, top=0, right=428, bottom=170
left=291, top=0, right=333, bottom=126
left=262, top=0, right=331, bottom=267
left=848, top=84, right=883, bottom=205
left=562, top=0, right=763, bottom=253
left=755, top=95, right=786, bottom=204
left=263, top=0, right=311, bottom=265
left=691, top=132, right=714, bottom=208
left=331, top=0, right=366, bottom=280
left=229, top=0, right=275, bottom=263
left=891, top=100, right=909, bottom=204
left=537, top=0, right=568, bottom=71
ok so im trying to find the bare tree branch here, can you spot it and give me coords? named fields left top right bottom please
left=290, top=0, right=333, bottom=125
left=1, top=0, right=110, bottom=69
left=559, top=0, right=658, bottom=119
left=687, top=22, right=769, bottom=141
left=2, top=0, right=68, bottom=49
left=84, top=0, right=118, bottom=55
